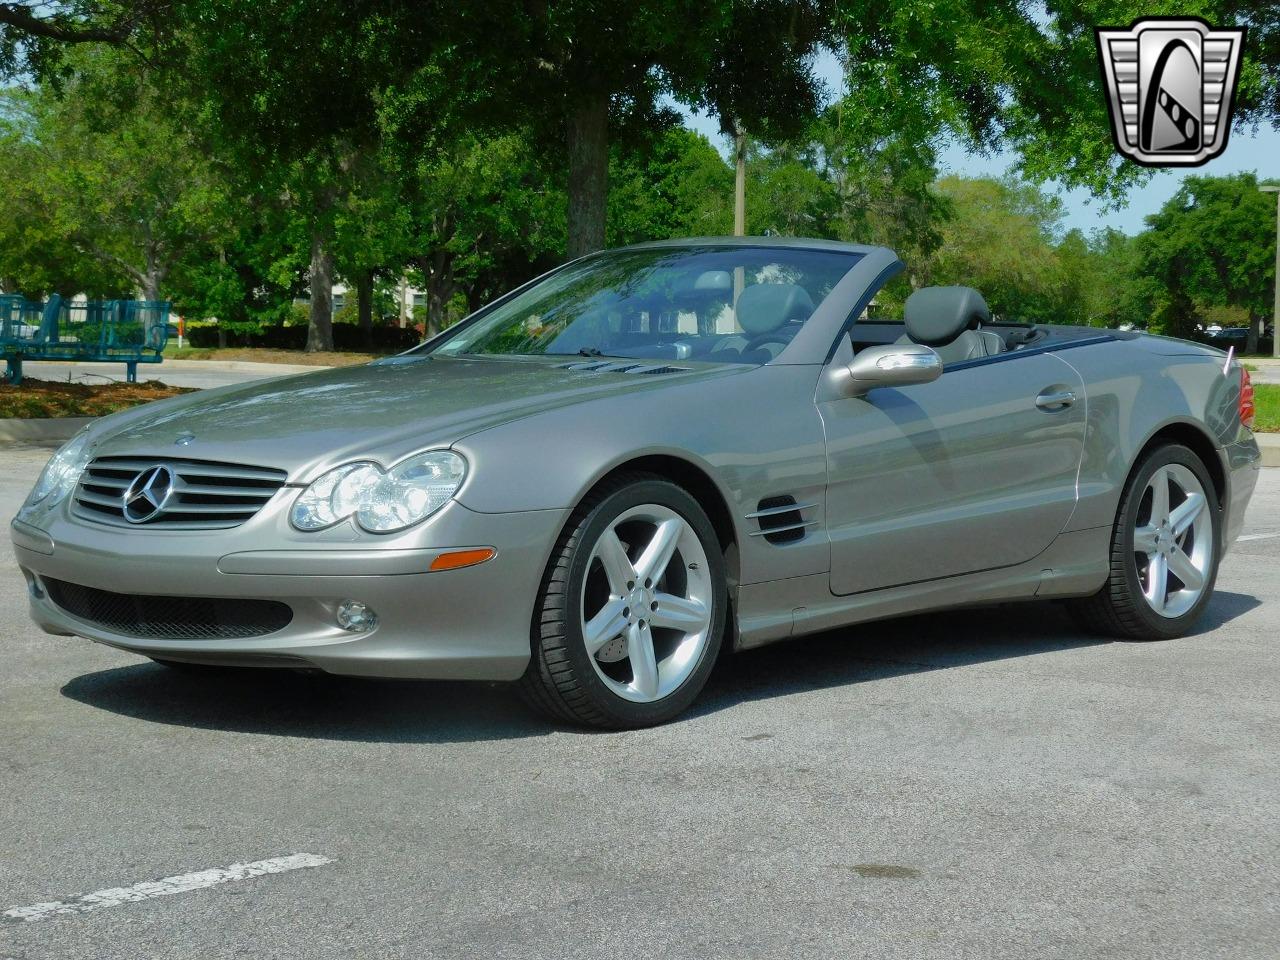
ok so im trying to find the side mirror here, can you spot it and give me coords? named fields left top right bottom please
left=844, top=343, right=942, bottom=397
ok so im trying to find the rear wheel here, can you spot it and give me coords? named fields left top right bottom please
left=519, top=474, right=727, bottom=728
left=1069, top=443, right=1219, bottom=640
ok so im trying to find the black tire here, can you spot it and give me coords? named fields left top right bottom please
left=1067, top=443, right=1220, bottom=640
left=518, top=473, right=727, bottom=728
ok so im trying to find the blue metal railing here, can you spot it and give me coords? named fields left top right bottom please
left=1, top=296, right=174, bottom=384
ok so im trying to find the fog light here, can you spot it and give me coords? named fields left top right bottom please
left=336, top=600, right=378, bottom=633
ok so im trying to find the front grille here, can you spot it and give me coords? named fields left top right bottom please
left=43, top=578, right=293, bottom=640
left=73, top=457, right=287, bottom=530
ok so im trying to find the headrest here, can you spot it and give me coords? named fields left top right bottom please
left=673, top=270, right=732, bottom=304
left=736, top=283, right=814, bottom=336
left=903, top=286, right=990, bottom=347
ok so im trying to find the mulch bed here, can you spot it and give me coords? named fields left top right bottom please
left=0, top=378, right=194, bottom=419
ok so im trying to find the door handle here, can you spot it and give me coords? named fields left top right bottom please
left=1035, top=389, right=1077, bottom=411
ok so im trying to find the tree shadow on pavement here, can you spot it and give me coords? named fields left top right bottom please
left=60, top=593, right=1259, bottom=741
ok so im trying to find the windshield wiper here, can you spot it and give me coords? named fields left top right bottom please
left=541, top=348, right=630, bottom=359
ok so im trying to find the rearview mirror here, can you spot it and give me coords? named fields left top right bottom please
left=844, top=344, right=942, bottom=397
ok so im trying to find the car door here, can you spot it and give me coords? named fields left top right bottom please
left=819, top=349, right=1086, bottom=595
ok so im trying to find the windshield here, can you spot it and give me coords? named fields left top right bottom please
left=431, top=246, right=861, bottom=364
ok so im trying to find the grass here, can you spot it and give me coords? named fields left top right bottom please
left=163, top=345, right=385, bottom=366
left=0, top=378, right=194, bottom=419
left=1254, top=383, right=1280, bottom=433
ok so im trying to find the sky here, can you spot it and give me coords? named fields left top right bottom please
left=678, top=48, right=1280, bottom=238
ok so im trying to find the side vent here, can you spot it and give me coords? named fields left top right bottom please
left=556, top=361, right=689, bottom=376
left=747, top=496, right=817, bottom=544
left=632, top=365, right=686, bottom=375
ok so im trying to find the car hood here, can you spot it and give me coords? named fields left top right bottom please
left=89, top=356, right=743, bottom=479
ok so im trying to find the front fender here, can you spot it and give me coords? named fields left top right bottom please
left=450, top=365, right=830, bottom=586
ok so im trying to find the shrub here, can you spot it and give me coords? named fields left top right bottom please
left=182, top=320, right=418, bottom=352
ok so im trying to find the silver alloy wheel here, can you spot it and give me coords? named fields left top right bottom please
left=581, top=503, right=714, bottom=703
left=1133, top=463, right=1213, bottom=619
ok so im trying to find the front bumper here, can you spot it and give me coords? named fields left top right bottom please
left=11, top=496, right=566, bottom=681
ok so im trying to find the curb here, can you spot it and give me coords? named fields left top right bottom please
left=1258, top=433, right=1280, bottom=467
left=161, top=359, right=331, bottom=374
left=0, top=416, right=94, bottom=444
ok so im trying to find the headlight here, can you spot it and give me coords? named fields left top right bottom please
left=24, top=431, right=93, bottom=509
left=291, top=450, right=466, bottom=533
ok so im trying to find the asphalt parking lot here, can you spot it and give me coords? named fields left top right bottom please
left=2, top=446, right=1277, bottom=960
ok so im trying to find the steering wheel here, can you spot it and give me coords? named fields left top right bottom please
left=741, top=329, right=795, bottom=354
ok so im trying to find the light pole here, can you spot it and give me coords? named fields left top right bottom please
left=1260, top=184, right=1280, bottom=358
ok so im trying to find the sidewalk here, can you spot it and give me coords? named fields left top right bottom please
left=1247, top=357, right=1280, bottom=385
left=1259, top=433, right=1280, bottom=467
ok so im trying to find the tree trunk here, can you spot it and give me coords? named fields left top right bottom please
left=140, top=247, right=164, bottom=302
left=733, top=121, right=746, bottom=237
left=566, top=90, right=610, bottom=259
left=356, top=269, right=374, bottom=349
left=140, top=274, right=162, bottom=303
left=1247, top=310, right=1260, bottom=356
left=398, top=278, right=411, bottom=329
left=307, top=230, right=335, bottom=352
left=426, top=260, right=451, bottom=340
left=418, top=251, right=454, bottom=339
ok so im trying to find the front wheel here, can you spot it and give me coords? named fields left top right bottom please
left=519, top=474, right=727, bottom=728
left=1068, top=443, right=1220, bottom=640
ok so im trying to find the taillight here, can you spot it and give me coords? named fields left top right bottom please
left=1240, top=366, right=1256, bottom=430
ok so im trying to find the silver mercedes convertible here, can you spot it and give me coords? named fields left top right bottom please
left=11, top=239, right=1263, bottom=727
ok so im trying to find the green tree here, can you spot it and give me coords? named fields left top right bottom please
left=608, top=127, right=734, bottom=246
left=10, top=1, right=1280, bottom=267
left=0, top=92, right=122, bottom=296
left=834, top=1, right=1278, bottom=205
left=1054, top=227, right=1151, bottom=330
left=746, top=96, right=949, bottom=263
left=747, top=140, right=837, bottom=238
left=0, top=49, right=230, bottom=302
left=913, top=176, right=1064, bottom=322
left=122, top=0, right=833, bottom=262
left=392, top=133, right=565, bottom=338
left=1139, top=172, right=1276, bottom=349
left=417, top=0, right=835, bottom=257
left=0, top=1, right=168, bottom=77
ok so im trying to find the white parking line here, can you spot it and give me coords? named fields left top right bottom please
left=2, top=853, right=333, bottom=923
left=1237, top=532, right=1280, bottom=542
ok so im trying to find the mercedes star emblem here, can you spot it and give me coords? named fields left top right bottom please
left=121, top=465, right=176, bottom=524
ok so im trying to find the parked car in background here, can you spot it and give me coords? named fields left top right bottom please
left=11, top=239, right=1263, bottom=727
left=1205, top=327, right=1250, bottom=346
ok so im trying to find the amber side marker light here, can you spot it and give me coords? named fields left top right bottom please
left=429, top=548, right=497, bottom=572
